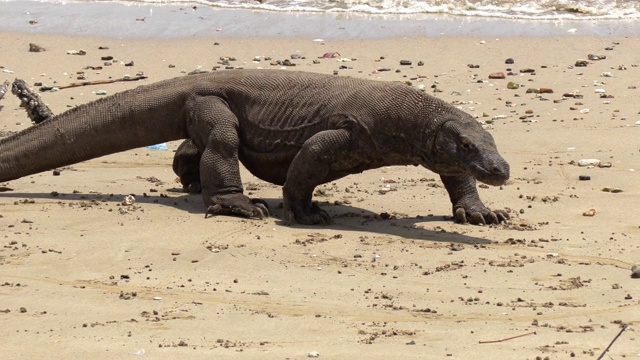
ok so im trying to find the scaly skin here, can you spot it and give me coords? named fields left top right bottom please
left=12, top=78, right=201, bottom=193
left=1, top=70, right=510, bottom=225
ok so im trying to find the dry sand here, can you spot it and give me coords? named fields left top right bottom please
left=1, top=24, right=639, bottom=359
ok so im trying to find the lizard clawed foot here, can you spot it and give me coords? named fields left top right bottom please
left=183, top=181, right=202, bottom=195
left=205, top=193, right=269, bottom=220
left=453, top=204, right=509, bottom=225
left=284, top=201, right=332, bottom=225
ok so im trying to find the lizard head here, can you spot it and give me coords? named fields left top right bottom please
left=424, top=118, right=510, bottom=186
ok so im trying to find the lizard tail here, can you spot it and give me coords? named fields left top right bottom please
left=0, top=83, right=187, bottom=183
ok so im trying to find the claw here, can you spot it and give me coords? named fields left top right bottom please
left=205, top=204, right=222, bottom=219
left=204, top=193, right=269, bottom=220
left=454, top=207, right=467, bottom=224
left=469, top=212, right=486, bottom=226
left=185, top=181, right=202, bottom=195
left=453, top=207, right=508, bottom=225
left=283, top=200, right=332, bottom=225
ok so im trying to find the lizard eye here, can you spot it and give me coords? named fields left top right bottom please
left=460, top=139, right=472, bottom=151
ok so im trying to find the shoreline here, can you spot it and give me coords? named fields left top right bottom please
left=2, top=1, right=640, bottom=40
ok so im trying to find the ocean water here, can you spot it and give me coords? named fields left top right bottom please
left=1, top=0, right=638, bottom=39
left=18, top=0, right=640, bottom=20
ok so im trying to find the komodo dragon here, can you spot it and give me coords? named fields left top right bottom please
left=1, top=69, right=510, bottom=225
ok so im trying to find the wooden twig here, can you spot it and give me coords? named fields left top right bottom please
left=0, top=79, right=10, bottom=101
left=479, top=331, right=536, bottom=344
left=596, top=325, right=628, bottom=360
left=39, top=75, right=147, bottom=91
left=11, top=79, right=54, bottom=124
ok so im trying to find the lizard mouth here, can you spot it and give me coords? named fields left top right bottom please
left=471, top=163, right=510, bottom=186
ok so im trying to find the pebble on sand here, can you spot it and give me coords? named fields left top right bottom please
left=29, top=43, right=46, bottom=52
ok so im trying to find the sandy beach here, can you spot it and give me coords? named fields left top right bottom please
left=1, top=3, right=639, bottom=359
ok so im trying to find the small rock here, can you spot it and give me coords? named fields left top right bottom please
left=578, top=175, right=590, bottom=181
left=588, top=54, right=606, bottom=61
left=506, top=81, right=519, bottom=89
left=321, top=52, right=340, bottom=58
left=577, top=158, right=600, bottom=167
left=122, top=195, right=136, bottom=205
left=399, top=60, right=412, bottom=66
left=539, top=88, right=554, bottom=93
left=582, top=208, right=596, bottom=217
left=308, top=351, right=320, bottom=358
left=29, top=43, right=46, bottom=52
left=450, top=244, right=464, bottom=251
left=290, top=54, right=303, bottom=59
left=520, top=68, right=535, bottom=73
left=67, top=49, right=87, bottom=55
left=505, top=58, right=514, bottom=64
left=95, top=90, right=108, bottom=96
left=488, top=72, right=505, bottom=79
left=575, top=60, right=588, bottom=67
left=602, top=187, right=623, bottom=193
left=417, top=61, right=424, bottom=66
left=631, top=265, right=640, bottom=279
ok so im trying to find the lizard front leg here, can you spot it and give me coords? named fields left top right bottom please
left=440, top=174, right=508, bottom=225
left=188, top=96, right=268, bottom=220
left=283, top=129, right=353, bottom=225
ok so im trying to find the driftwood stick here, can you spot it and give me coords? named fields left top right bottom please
left=0, top=80, right=10, bottom=101
left=12, top=79, right=54, bottom=124
left=39, top=75, right=147, bottom=91
left=479, top=331, right=536, bottom=344
left=596, top=325, right=628, bottom=360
